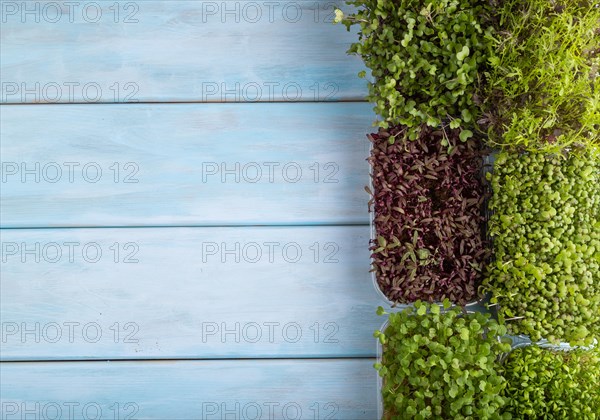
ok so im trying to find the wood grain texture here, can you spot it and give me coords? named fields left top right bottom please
left=0, top=0, right=368, bottom=104
left=0, top=102, right=373, bottom=228
left=0, top=359, right=377, bottom=419
left=0, top=226, right=385, bottom=361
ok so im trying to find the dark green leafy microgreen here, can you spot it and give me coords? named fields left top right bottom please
left=483, top=0, right=600, bottom=152
left=500, top=345, right=600, bottom=419
left=375, top=301, right=511, bottom=419
left=483, top=146, right=600, bottom=345
left=336, top=0, right=494, bottom=141
left=369, top=125, right=490, bottom=305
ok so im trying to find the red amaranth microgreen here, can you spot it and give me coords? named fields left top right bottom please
left=369, top=125, right=490, bottom=305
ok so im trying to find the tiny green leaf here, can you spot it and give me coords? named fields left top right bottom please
left=456, top=45, right=470, bottom=61
left=459, top=130, right=473, bottom=142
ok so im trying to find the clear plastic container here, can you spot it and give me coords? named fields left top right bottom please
left=368, top=144, right=495, bottom=309
left=500, top=334, right=598, bottom=363
left=375, top=332, right=597, bottom=420
left=374, top=308, right=480, bottom=419
left=375, top=320, right=386, bottom=420
left=375, top=330, right=595, bottom=419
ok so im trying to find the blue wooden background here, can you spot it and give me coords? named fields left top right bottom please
left=0, top=1, right=385, bottom=418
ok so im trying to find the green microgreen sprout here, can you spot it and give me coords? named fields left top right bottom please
left=337, top=0, right=495, bottom=142
left=500, top=345, right=600, bottom=419
left=483, top=0, right=600, bottom=152
left=375, top=301, right=511, bottom=419
left=483, top=146, right=600, bottom=345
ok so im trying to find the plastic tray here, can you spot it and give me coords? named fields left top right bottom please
left=374, top=309, right=480, bottom=419
left=368, top=141, right=495, bottom=309
left=499, top=334, right=598, bottom=363
left=375, top=330, right=596, bottom=420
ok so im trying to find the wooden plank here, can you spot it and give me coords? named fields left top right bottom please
left=0, top=102, right=373, bottom=228
left=0, top=359, right=377, bottom=419
left=0, top=226, right=385, bottom=361
left=0, top=0, right=367, bottom=104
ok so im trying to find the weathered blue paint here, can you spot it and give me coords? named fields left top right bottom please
left=1, top=226, right=386, bottom=361
left=0, top=102, right=373, bottom=228
left=0, top=359, right=378, bottom=419
left=0, top=0, right=368, bottom=104
left=0, top=0, right=378, bottom=417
